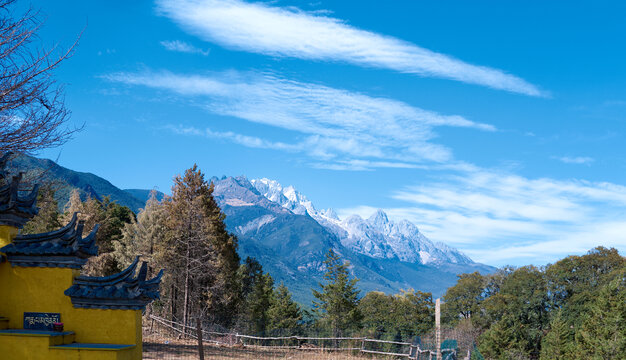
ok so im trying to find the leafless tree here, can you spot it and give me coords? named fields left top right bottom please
left=0, top=0, right=81, bottom=154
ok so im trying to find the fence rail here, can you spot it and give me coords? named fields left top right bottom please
left=148, top=315, right=458, bottom=359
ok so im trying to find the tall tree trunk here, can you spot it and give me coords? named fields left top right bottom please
left=182, top=241, right=191, bottom=336
left=170, top=284, right=177, bottom=322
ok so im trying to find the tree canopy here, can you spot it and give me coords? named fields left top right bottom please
left=312, top=249, right=362, bottom=336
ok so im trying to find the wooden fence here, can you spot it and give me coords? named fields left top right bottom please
left=148, top=315, right=457, bottom=359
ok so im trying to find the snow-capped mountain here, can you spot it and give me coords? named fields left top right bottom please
left=211, top=175, right=493, bottom=303
left=250, top=178, right=317, bottom=216
left=251, top=178, right=473, bottom=266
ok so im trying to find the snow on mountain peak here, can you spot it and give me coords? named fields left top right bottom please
left=250, top=177, right=474, bottom=266
left=321, top=208, right=339, bottom=220
left=368, top=209, right=390, bottom=230
left=251, top=178, right=317, bottom=216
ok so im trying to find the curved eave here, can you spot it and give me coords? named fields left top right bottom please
left=15, top=213, right=79, bottom=242
left=1, top=216, right=99, bottom=267
left=73, top=257, right=140, bottom=286
left=64, top=262, right=164, bottom=311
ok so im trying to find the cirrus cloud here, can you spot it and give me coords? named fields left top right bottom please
left=339, top=167, right=626, bottom=266
left=105, top=70, right=495, bottom=168
left=155, top=0, right=545, bottom=96
left=160, top=40, right=210, bottom=56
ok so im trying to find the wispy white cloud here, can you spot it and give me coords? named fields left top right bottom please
left=160, top=40, right=210, bottom=56
left=554, top=156, right=595, bottom=165
left=338, top=168, right=626, bottom=266
left=106, top=70, right=494, bottom=168
left=166, top=124, right=297, bottom=151
left=311, top=159, right=427, bottom=171
left=155, top=0, right=545, bottom=96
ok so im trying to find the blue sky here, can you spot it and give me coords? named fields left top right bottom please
left=28, top=0, right=626, bottom=266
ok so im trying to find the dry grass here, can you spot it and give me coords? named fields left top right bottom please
left=143, top=334, right=372, bottom=360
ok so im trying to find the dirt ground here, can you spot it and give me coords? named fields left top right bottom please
left=143, top=334, right=372, bottom=360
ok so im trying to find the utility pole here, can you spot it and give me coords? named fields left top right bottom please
left=436, top=298, right=441, bottom=360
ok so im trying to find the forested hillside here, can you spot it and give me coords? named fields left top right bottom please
left=11, top=154, right=146, bottom=212
left=16, top=158, right=625, bottom=359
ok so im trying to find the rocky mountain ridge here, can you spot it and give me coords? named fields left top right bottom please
left=250, top=177, right=473, bottom=266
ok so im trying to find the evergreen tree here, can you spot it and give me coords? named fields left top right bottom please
left=573, top=270, right=626, bottom=360
left=113, top=190, right=168, bottom=272
left=478, top=318, right=516, bottom=359
left=161, top=165, right=240, bottom=328
left=63, top=189, right=84, bottom=221
left=267, top=282, right=303, bottom=335
left=440, top=248, right=624, bottom=360
left=359, top=291, right=394, bottom=337
left=238, top=257, right=264, bottom=300
left=478, top=266, right=550, bottom=359
left=236, top=257, right=275, bottom=334
left=540, top=310, right=574, bottom=360
left=22, top=184, right=61, bottom=234
left=247, top=273, right=274, bottom=335
left=312, top=249, right=362, bottom=337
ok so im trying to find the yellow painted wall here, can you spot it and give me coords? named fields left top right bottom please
left=0, top=225, right=17, bottom=248
left=0, top=334, right=135, bottom=360
left=0, top=226, right=143, bottom=359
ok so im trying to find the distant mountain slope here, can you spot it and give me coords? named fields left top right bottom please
left=213, top=176, right=495, bottom=304
left=123, top=189, right=166, bottom=204
left=11, top=154, right=145, bottom=213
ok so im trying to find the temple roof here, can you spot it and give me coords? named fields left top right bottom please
left=0, top=152, right=39, bottom=228
left=0, top=213, right=98, bottom=268
left=64, top=257, right=164, bottom=310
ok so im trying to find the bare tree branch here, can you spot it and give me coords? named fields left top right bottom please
left=0, top=0, right=82, bottom=154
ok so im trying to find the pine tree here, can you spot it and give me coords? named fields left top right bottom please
left=161, top=165, right=240, bottom=328
left=247, top=273, right=274, bottom=335
left=238, top=257, right=264, bottom=300
left=22, top=184, right=61, bottom=234
left=478, top=318, right=516, bottom=359
left=540, top=310, right=574, bottom=360
left=359, top=291, right=394, bottom=336
left=312, top=249, right=362, bottom=337
left=573, top=270, right=626, bottom=360
left=268, top=282, right=303, bottom=335
left=63, top=189, right=84, bottom=221
left=113, top=190, right=167, bottom=272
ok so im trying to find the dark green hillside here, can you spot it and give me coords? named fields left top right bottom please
left=11, top=154, right=145, bottom=213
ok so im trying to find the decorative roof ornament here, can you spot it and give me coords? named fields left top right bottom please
left=64, top=257, right=164, bottom=310
left=0, top=213, right=98, bottom=268
left=0, top=152, right=39, bottom=228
